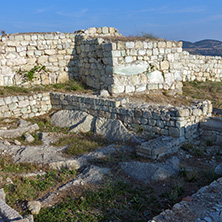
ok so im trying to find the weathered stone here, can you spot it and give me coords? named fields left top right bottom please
left=94, top=117, right=139, bottom=143
left=0, top=124, right=39, bottom=138
left=119, top=156, right=180, bottom=183
left=215, top=163, right=222, bottom=175
left=24, top=133, right=35, bottom=143
left=147, top=70, right=164, bottom=84
left=59, top=165, right=110, bottom=191
left=69, top=115, right=95, bottom=133
left=51, top=110, right=90, bottom=129
left=99, top=89, right=110, bottom=97
left=0, top=188, right=6, bottom=202
left=17, top=119, right=31, bottom=128
left=27, top=201, right=41, bottom=215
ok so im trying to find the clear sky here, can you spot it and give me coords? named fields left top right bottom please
left=0, top=0, right=221, bottom=42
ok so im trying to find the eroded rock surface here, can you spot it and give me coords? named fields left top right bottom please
left=51, top=110, right=95, bottom=133
left=94, top=117, right=140, bottom=143
left=120, top=156, right=180, bottom=183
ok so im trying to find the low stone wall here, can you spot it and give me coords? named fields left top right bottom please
left=0, top=92, right=51, bottom=119
left=181, top=51, right=222, bottom=82
left=200, top=117, right=222, bottom=144
left=50, top=92, right=212, bottom=139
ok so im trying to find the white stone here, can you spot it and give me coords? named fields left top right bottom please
left=109, top=84, right=125, bottom=94
left=125, top=85, right=135, bottom=93
left=27, top=201, right=41, bottom=215
left=126, top=42, right=135, bottom=49
left=147, top=70, right=164, bottom=84
left=125, top=56, right=133, bottom=63
left=45, top=49, right=56, bottom=55
left=102, top=26, right=109, bottom=34
left=113, top=62, right=148, bottom=76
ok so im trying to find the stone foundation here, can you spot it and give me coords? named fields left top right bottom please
left=50, top=92, right=212, bottom=139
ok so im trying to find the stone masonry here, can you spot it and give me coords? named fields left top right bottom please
left=0, top=26, right=222, bottom=95
left=0, top=92, right=51, bottom=119
left=50, top=92, right=212, bottom=139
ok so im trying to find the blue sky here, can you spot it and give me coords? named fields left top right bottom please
left=0, top=0, right=222, bottom=42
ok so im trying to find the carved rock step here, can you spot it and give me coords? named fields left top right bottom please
left=136, top=136, right=185, bottom=159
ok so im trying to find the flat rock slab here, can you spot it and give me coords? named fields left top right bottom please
left=59, top=165, right=110, bottom=191
left=200, top=117, right=222, bottom=132
left=0, top=199, right=22, bottom=221
left=120, top=156, right=180, bottom=183
left=150, top=177, right=222, bottom=222
left=136, top=136, right=185, bottom=159
left=0, top=142, right=66, bottom=164
left=0, top=124, right=39, bottom=138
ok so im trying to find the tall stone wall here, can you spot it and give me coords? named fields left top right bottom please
left=0, top=32, right=77, bottom=86
left=110, top=40, right=183, bottom=94
left=0, top=26, right=222, bottom=93
left=181, top=51, right=222, bottom=82
left=0, top=27, right=119, bottom=87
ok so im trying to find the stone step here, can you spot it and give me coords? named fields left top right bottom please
left=136, top=136, right=185, bottom=159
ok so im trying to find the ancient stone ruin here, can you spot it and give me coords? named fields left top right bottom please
left=0, top=27, right=222, bottom=221
left=0, top=27, right=222, bottom=94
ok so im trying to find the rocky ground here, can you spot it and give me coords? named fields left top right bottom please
left=0, top=113, right=221, bottom=221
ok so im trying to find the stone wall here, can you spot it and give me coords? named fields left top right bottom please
left=0, top=92, right=51, bottom=119
left=110, top=40, right=183, bottom=94
left=0, top=26, right=222, bottom=94
left=181, top=51, right=222, bottom=82
left=0, top=27, right=119, bottom=86
left=50, top=92, right=212, bottom=139
left=0, top=32, right=77, bottom=86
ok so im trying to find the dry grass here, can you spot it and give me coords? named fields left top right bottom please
left=183, top=81, right=222, bottom=109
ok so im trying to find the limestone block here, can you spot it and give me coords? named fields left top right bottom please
left=34, top=50, right=42, bottom=56
left=38, top=56, right=48, bottom=64
left=85, top=27, right=97, bottom=35
left=15, top=35, right=24, bottom=41
left=109, top=84, right=125, bottom=94
left=166, top=41, right=172, bottom=48
left=126, top=42, right=134, bottom=49
left=161, top=61, right=169, bottom=70
left=49, top=55, right=58, bottom=63
left=6, top=41, right=20, bottom=47
left=138, top=49, right=146, bottom=56
left=153, top=48, right=158, bottom=55
left=27, top=51, right=34, bottom=57
left=125, top=56, right=133, bottom=63
left=102, top=26, right=109, bottom=34
left=27, top=201, right=41, bottom=215
left=16, top=46, right=26, bottom=53
left=45, top=49, right=56, bottom=55
left=109, top=27, right=116, bottom=34
left=125, top=85, right=135, bottom=93
left=147, top=70, right=164, bottom=84
left=164, top=73, right=174, bottom=85
left=169, top=127, right=184, bottom=137
left=57, top=71, right=69, bottom=83
left=3, top=97, right=12, bottom=105
left=111, top=51, right=121, bottom=57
